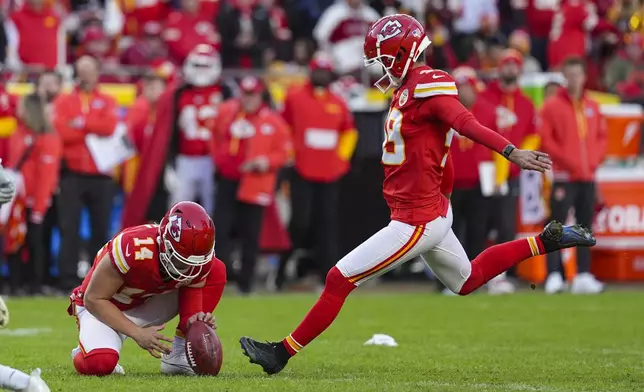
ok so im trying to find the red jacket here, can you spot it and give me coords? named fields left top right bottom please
left=53, top=88, right=118, bottom=175
left=10, top=4, right=60, bottom=68
left=450, top=98, right=496, bottom=189
left=126, top=96, right=156, bottom=153
left=479, top=81, right=538, bottom=179
left=118, top=0, right=170, bottom=36
left=163, top=10, right=220, bottom=64
left=283, top=82, right=357, bottom=183
left=548, top=1, right=595, bottom=69
left=539, top=89, right=607, bottom=181
left=7, top=127, right=61, bottom=217
left=523, top=0, right=557, bottom=38
left=212, top=99, right=291, bottom=206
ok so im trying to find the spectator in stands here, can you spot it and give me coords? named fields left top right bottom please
left=53, top=55, right=118, bottom=292
left=217, top=0, right=277, bottom=68
left=548, top=0, right=598, bottom=71
left=508, top=29, right=542, bottom=74
left=313, top=0, right=379, bottom=75
left=514, top=0, right=558, bottom=70
left=451, top=0, right=499, bottom=63
left=539, top=57, right=607, bottom=295
left=8, top=71, right=62, bottom=295
left=163, top=0, right=220, bottom=64
left=274, top=54, right=357, bottom=291
left=261, top=0, right=293, bottom=62
left=121, top=21, right=169, bottom=68
left=479, top=49, right=540, bottom=293
left=449, top=66, right=512, bottom=295
left=118, top=0, right=171, bottom=37
left=212, top=76, right=291, bottom=294
left=5, top=0, right=63, bottom=70
left=605, top=32, right=644, bottom=92
left=606, top=0, right=643, bottom=33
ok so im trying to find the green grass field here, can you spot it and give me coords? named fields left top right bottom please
left=1, top=290, right=643, bottom=392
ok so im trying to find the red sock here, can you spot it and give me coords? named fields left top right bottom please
left=282, top=267, right=356, bottom=356
left=459, top=237, right=544, bottom=295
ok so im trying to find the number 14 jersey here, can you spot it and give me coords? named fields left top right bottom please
left=71, top=224, right=213, bottom=311
left=382, top=66, right=457, bottom=226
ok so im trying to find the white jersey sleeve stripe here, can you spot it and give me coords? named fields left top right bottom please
left=414, top=86, right=458, bottom=98
left=416, top=82, right=457, bottom=89
left=111, top=234, right=130, bottom=274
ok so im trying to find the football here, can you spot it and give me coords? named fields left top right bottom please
left=185, top=321, right=223, bottom=376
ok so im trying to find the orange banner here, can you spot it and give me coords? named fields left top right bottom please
left=591, top=177, right=644, bottom=281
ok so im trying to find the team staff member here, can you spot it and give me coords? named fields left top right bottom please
left=275, top=54, right=358, bottom=290
left=122, top=45, right=230, bottom=227
left=7, top=71, right=63, bottom=295
left=53, top=55, right=118, bottom=292
left=479, top=49, right=540, bottom=287
left=540, top=57, right=607, bottom=295
left=212, top=76, right=291, bottom=294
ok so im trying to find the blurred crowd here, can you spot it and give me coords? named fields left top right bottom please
left=0, top=0, right=642, bottom=297
left=0, top=0, right=643, bottom=90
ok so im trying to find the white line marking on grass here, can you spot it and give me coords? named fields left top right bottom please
left=0, top=328, right=52, bottom=336
left=418, top=381, right=568, bottom=392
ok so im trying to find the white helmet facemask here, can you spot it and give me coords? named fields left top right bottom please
left=158, top=223, right=214, bottom=282
left=183, top=53, right=221, bottom=87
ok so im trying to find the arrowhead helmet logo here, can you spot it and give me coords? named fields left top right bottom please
left=168, top=215, right=182, bottom=242
left=377, top=20, right=403, bottom=42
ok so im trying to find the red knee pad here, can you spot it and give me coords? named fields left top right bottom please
left=74, top=348, right=119, bottom=376
left=324, top=267, right=356, bottom=299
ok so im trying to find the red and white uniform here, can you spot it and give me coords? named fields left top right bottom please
left=336, top=66, right=509, bottom=292
left=177, top=85, right=222, bottom=157
left=67, top=224, right=218, bottom=354
left=170, top=85, right=222, bottom=213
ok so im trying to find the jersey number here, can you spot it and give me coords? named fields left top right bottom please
left=133, top=237, right=155, bottom=261
left=382, top=108, right=405, bottom=165
left=382, top=108, right=454, bottom=168
left=179, top=105, right=217, bottom=141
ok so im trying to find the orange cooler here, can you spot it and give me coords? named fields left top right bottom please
left=600, top=104, right=642, bottom=160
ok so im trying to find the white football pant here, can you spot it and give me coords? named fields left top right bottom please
left=336, top=206, right=473, bottom=293
left=72, top=291, right=179, bottom=355
left=169, top=155, right=214, bottom=215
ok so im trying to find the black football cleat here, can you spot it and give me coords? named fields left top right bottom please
left=539, top=221, right=596, bottom=253
left=240, top=337, right=289, bottom=375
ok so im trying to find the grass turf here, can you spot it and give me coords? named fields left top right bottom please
left=1, top=291, right=643, bottom=392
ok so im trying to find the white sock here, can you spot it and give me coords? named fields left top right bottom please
left=0, top=365, right=30, bottom=391
left=172, top=336, right=185, bottom=352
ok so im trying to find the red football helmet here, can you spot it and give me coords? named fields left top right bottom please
left=158, top=201, right=215, bottom=281
left=183, top=44, right=221, bottom=87
left=363, top=14, right=432, bottom=92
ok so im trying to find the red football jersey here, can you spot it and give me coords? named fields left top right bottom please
left=382, top=66, right=457, bottom=225
left=72, top=224, right=213, bottom=311
left=177, top=85, right=222, bottom=156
